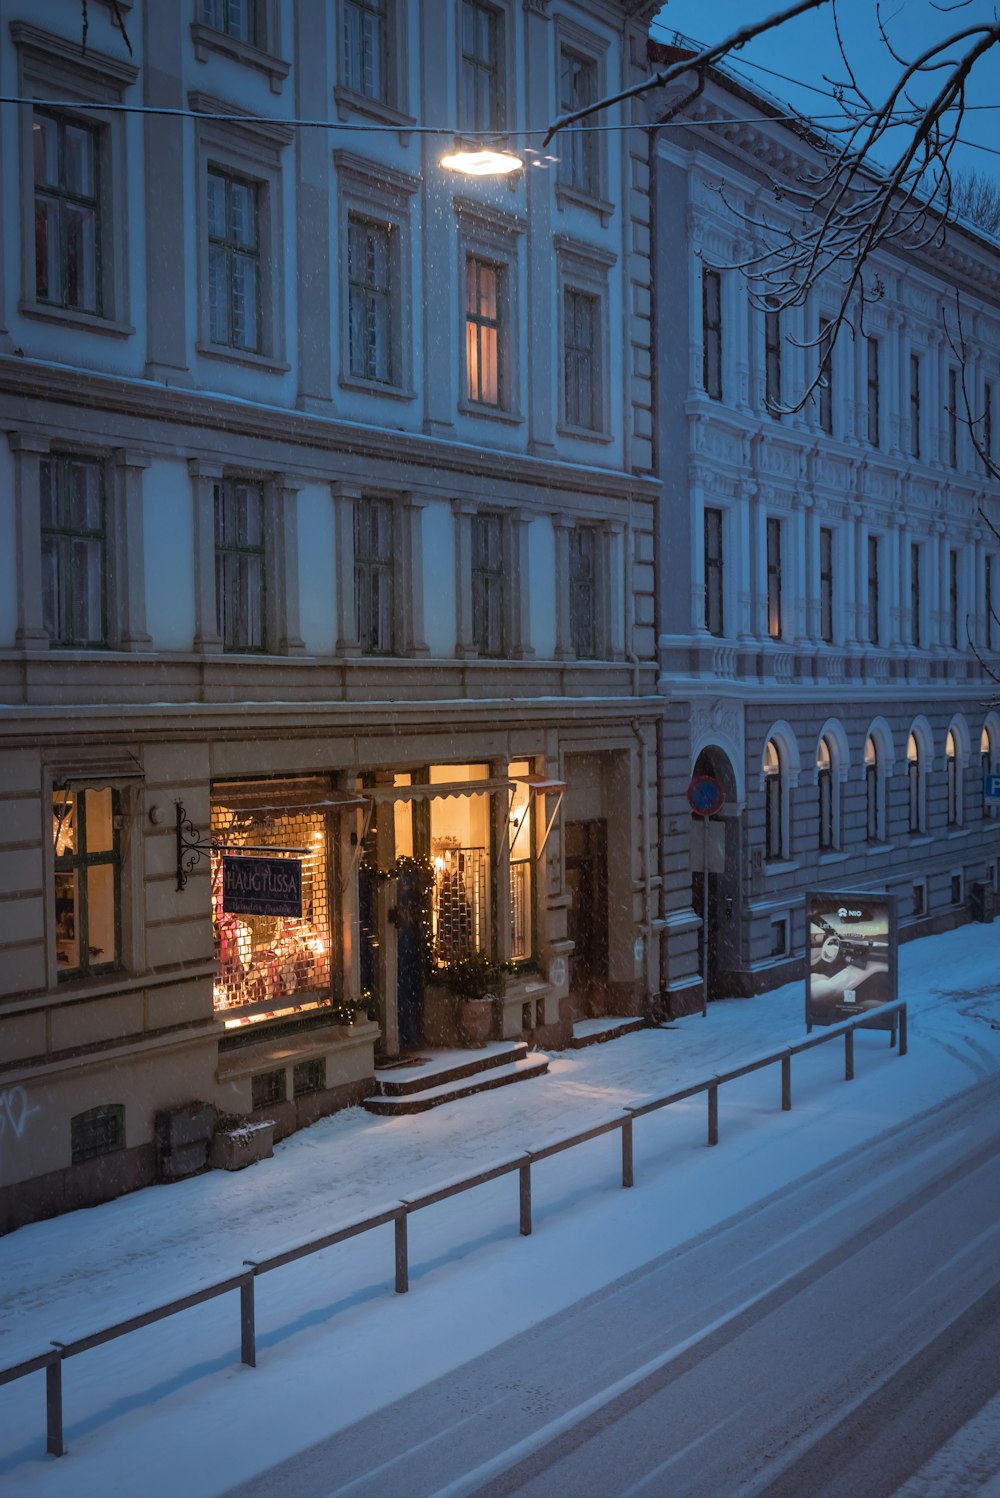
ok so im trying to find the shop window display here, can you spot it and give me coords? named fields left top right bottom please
left=211, top=800, right=333, bottom=1027
left=428, top=765, right=491, bottom=966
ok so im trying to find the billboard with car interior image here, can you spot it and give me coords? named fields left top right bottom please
left=806, top=890, right=898, bottom=1030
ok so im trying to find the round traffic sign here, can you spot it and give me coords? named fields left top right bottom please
left=687, top=774, right=725, bottom=817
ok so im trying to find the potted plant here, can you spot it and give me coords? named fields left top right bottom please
left=439, top=953, right=510, bottom=1046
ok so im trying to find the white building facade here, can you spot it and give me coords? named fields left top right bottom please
left=0, top=0, right=662, bottom=1229
left=653, top=66, right=1000, bottom=1009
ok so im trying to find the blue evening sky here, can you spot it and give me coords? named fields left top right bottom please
left=650, top=0, right=1000, bottom=180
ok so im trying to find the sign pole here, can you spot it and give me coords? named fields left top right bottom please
left=702, top=815, right=709, bottom=1018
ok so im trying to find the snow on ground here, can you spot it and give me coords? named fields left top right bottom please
left=1, top=921, right=999, bottom=1497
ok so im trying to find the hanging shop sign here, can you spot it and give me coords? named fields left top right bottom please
left=805, top=890, right=898, bottom=1032
left=222, top=855, right=303, bottom=918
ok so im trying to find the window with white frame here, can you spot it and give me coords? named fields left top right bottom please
left=507, top=761, right=534, bottom=963
left=215, top=479, right=265, bottom=652
left=52, top=785, right=121, bottom=978
left=354, top=496, right=395, bottom=654
left=343, top=0, right=388, bottom=100
left=40, top=454, right=106, bottom=648
left=907, top=731, right=925, bottom=834
left=348, top=217, right=394, bottom=384
left=207, top=169, right=260, bottom=352
left=202, top=0, right=263, bottom=46
left=33, top=111, right=100, bottom=315
left=563, top=287, right=601, bottom=431
left=557, top=47, right=598, bottom=196
left=460, top=0, right=503, bottom=132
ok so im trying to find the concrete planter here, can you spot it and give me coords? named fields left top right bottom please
left=456, top=996, right=495, bottom=1047
left=209, top=1118, right=275, bottom=1172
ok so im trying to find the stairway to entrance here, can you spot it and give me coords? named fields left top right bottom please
left=363, top=1041, right=549, bottom=1116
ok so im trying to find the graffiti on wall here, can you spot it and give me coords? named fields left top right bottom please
left=0, top=1086, right=41, bottom=1162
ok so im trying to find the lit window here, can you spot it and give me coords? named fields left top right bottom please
left=465, top=256, right=502, bottom=406
left=763, top=738, right=783, bottom=861
left=907, top=732, right=923, bottom=834
left=33, top=110, right=100, bottom=313
left=865, top=736, right=881, bottom=842
left=207, top=169, right=260, bottom=352
left=429, top=764, right=492, bottom=965
left=508, top=761, right=534, bottom=963
left=817, top=736, right=835, bottom=851
left=946, top=729, right=960, bottom=826
left=53, top=786, right=121, bottom=978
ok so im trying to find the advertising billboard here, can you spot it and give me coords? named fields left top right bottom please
left=806, top=890, right=898, bottom=1031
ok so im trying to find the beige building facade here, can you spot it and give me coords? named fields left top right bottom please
left=0, top=0, right=662, bottom=1230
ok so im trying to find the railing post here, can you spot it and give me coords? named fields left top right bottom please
left=519, top=1162, right=532, bottom=1236
left=707, top=1084, right=719, bottom=1146
left=781, top=1054, right=792, bottom=1112
left=46, top=1347, right=64, bottom=1458
left=844, top=1027, right=854, bottom=1081
left=239, top=1270, right=256, bottom=1368
left=394, top=1209, right=408, bottom=1294
left=621, top=1117, right=634, bottom=1188
left=899, top=1004, right=908, bottom=1057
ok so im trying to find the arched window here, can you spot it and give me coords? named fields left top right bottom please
left=907, top=732, right=923, bottom=833
left=946, top=730, right=959, bottom=826
left=983, top=726, right=996, bottom=820
left=865, top=735, right=880, bottom=842
left=764, top=738, right=783, bottom=860
left=817, top=736, right=834, bottom=850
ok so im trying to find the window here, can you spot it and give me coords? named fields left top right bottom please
left=911, top=543, right=921, bottom=647
left=354, top=496, right=395, bottom=654
left=982, top=726, right=995, bottom=820
left=867, top=337, right=880, bottom=446
left=465, top=256, right=502, bottom=407
left=867, top=534, right=880, bottom=646
left=563, top=288, right=600, bottom=430
left=765, top=310, right=781, bottom=414
left=946, top=729, right=959, bottom=827
left=472, top=511, right=505, bottom=657
left=702, top=269, right=722, bottom=400
left=766, top=517, right=782, bottom=640
left=207, top=170, right=260, bottom=352
left=987, top=554, right=996, bottom=653
left=910, top=353, right=921, bottom=459
left=202, top=0, right=262, bottom=45
left=293, top=1058, right=326, bottom=1096
left=948, top=367, right=959, bottom=468
left=252, top=1070, right=286, bottom=1109
left=984, top=382, right=994, bottom=474
left=819, top=526, right=834, bottom=644
left=215, top=480, right=265, bottom=652
left=770, top=917, right=788, bottom=957
left=53, top=786, right=121, bottom=978
left=33, top=110, right=99, bottom=314
left=40, top=455, right=106, bottom=647
left=912, top=881, right=925, bottom=917
left=907, top=732, right=923, bottom=834
left=348, top=218, right=393, bottom=384
left=343, top=0, right=388, bottom=101
left=460, top=1, right=502, bottom=131
left=949, top=549, right=960, bottom=650
left=71, top=1104, right=124, bottom=1165
left=951, top=873, right=963, bottom=904
left=817, top=736, right=835, bottom=851
left=818, top=317, right=833, bottom=434
left=865, top=736, right=881, bottom=842
left=570, top=526, right=597, bottom=657
left=704, top=507, right=724, bottom=636
left=508, top=762, right=534, bottom=963
left=558, top=48, right=598, bottom=195
left=763, top=739, right=783, bottom=861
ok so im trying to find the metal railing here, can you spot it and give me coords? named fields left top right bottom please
left=0, top=1000, right=907, bottom=1459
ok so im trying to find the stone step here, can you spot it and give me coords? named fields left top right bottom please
left=566, top=1016, right=646, bottom=1050
left=369, top=1041, right=529, bottom=1097
left=362, top=1054, right=549, bottom=1115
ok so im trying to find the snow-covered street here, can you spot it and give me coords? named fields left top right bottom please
left=2, top=920, right=999, bottom=1497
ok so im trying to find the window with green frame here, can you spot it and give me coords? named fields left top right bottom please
left=52, top=786, right=122, bottom=978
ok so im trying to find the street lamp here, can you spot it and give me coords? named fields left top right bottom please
left=439, top=147, right=522, bottom=176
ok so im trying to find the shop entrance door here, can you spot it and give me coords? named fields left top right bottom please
left=394, top=862, right=426, bottom=1050
left=565, top=818, right=609, bottom=1016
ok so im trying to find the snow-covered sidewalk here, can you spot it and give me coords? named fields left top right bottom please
left=1, top=920, right=998, bottom=1497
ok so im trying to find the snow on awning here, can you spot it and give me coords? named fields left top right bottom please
left=366, top=778, right=513, bottom=803
left=510, top=774, right=568, bottom=794
left=213, top=791, right=368, bottom=814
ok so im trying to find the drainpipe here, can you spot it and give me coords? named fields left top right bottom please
left=631, top=716, right=653, bottom=1006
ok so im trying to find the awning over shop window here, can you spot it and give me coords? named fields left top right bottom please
left=365, top=778, right=513, bottom=804
left=212, top=791, right=368, bottom=814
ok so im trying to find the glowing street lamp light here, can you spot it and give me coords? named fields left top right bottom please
left=439, top=147, right=522, bottom=176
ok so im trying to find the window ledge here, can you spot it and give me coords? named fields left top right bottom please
left=556, top=422, right=613, bottom=445
left=196, top=341, right=291, bottom=374
left=555, top=182, right=615, bottom=226
left=190, top=22, right=290, bottom=93
left=865, top=841, right=896, bottom=856
left=818, top=850, right=850, bottom=864
left=457, top=400, right=525, bottom=426
left=333, top=86, right=415, bottom=130
left=338, top=374, right=417, bottom=402
left=946, top=825, right=973, bottom=838
left=19, top=301, right=135, bottom=339
left=907, top=833, right=933, bottom=846
left=763, top=859, right=799, bottom=875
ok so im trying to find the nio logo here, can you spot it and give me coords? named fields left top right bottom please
left=838, top=906, right=863, bottom=919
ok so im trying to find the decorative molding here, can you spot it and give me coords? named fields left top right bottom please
left=187, top=91, right=294, bottom=148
